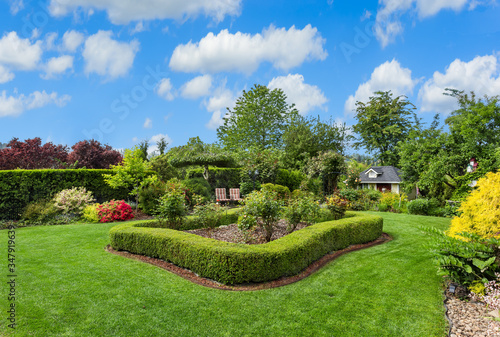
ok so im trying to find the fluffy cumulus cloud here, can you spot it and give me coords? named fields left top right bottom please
left=418, top=54, right=500, bottom=114
left=375, top=0, right=471, bottom=47
left=180, top=75, right=213, bottom=99
left=268, top=74, right=327, bottom=115
left=156, top=78, right=175, bottom=101
left=62, top=30, right=85, bottom=52
left=42, top=55, right=73, bottom=79
left=204, top=85, right=236, bottom=129
left=0, top=90, right=71, bottom=118
left=344, top=59, right=417, bottom=113
left=0, top=31, right=42, bottom=70
left=48, top=0, right=241, bottom=24
left=82, top=30, right=139, bottom=79
left=169, top=24, right=327, bottom=74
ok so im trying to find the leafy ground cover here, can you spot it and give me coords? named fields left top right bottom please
left=0, top=212, right=450, bottom=337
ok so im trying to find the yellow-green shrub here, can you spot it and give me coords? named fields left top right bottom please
left=448, top=171, right=500, bottom=239
left=82, top=204, right=101, bottom=223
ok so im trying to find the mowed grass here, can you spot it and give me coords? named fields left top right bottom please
left=0, top=213, right=449, bottom=337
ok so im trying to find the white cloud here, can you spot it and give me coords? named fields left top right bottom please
left=0, top=31, right=42, bottom=70
left=169, top=24, right=327, bottom=74
left=344, top=59, right=418, bottom=113
left=62, top=30, right=84, bottom=52
left=42, top=55, right=73, bottom=79
left=143, top=117, right=152, bottom=129
left=268, top=74, right=328, bottom=115
left=374, top=0, right=471, bottom=47
left=131, top=22, right=146, bottom=34
left=44, top=32, right=58, bottom=50
left=0, top=65, right=15, bottom=83
left=10, top=0, right=24, bottom=14
left=82, top=30, right=139, bottom=79
left=181, top=75, right=213, bottom=99
left=418, top=54, right=500, bottom=114
left=0, top=90, right=71, bottom=118
left=156, top=78, right=175, bottom=101
left=204, top=85, right=236, bottom=129
left=48, top=0, right=241, bottom=24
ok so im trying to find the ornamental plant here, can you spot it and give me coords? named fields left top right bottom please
left=238, top=189, right=282, bottom=242
left=82, top=204, right=101, bottom=223
left=154, top=179, right=187, bottom=229
left=448, top=171, right=500, bottom=239
left=53, top=187, right=95, bottom=215
left=470, top=273, right=500, bottom=310
left=97, top=200, right=134, bottom=223
left=284, top=192, right=320, bottom=233
left=325, top=195, right=349, bottom=220
left=193, top=202, right=225, bottom=229
left=422, top=226, right=500, bottom=286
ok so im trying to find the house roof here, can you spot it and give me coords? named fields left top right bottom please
left=359, top=166, right=402, bottom=183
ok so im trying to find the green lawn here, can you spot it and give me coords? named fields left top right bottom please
left=1, top=212, right=450, bottom=337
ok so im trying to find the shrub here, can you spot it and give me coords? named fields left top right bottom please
left=240, top=181, right=261, bottom=196
left=470, top=273, right=500, bottom=310
left=21, top=199, right=60, bottom=224
left=275, top=169, right=305, bottom=192
left=110, top=212, right=383, bottom=285
left=423, top=227, right=500, bottom=286
left=97, top=200, right=134, bottom=223
left=284, top=193, right=320, bottom=232
left=325, top=195, right=349, bottom=220
left=0, top=169, right=130, bottom=220
left=149, top=155, right=179, bottom=182
left=186, top=167, right=241, bottom=191
left=53, top=187, right=95, bottom=215
left=82, top=204, right=101, bottom=223
left=260, top=183, right=290, bottom=201
left=238, top=190, right=282, bottom=242
left=138, top=180, right=166, bottom=215
left=154, top=179, right=188, bottom=229
left=193, top=203, right=225, bottom=229
left=448, top=171, right=500, bottom=239
left=182, top=177, right=212, bottom=203
left=407, top=198, right=439, bottom=216
left=378, top=192, right=408, bottom=213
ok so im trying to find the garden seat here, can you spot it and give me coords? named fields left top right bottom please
left=229, top=188, right=242, bottom=202
left=215, top=188, right=230, bottom=204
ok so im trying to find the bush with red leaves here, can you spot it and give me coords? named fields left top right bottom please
left=0, top=137, right=68, bottom=170
left=68, top=139, right=122, bottom=169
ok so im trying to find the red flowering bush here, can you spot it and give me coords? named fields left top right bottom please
left=97, top=200, right=134, bottom=223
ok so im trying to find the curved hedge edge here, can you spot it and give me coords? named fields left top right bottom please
left=106, top=232, right=392, bottom=291
left=109, top=211, right=383, bottom=285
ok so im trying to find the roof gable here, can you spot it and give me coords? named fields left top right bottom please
left=359, top=166, right=402, bottom=183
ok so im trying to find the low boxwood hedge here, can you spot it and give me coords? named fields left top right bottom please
left=109, top=211, right=383, bottom=285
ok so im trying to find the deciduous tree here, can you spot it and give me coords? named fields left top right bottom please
left=68, top=139, right=122, bottom=169
left=0, top=137, right=68, bottom=170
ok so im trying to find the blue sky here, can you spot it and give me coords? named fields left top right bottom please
left=0, top=0, right=499, bottom=154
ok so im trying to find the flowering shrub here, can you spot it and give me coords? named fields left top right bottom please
left=97, top=200, right=134, bottom=223
left=238, top=190, right=282, bottom=242
left=470, top=273, right=500, bottom=310
left=325, top=195, right=349, bottom=220
left=448, top=171, right=500, bottom=239
left=378, top=192, right=408, bottom=213
left=53, top=187, right=95, bottom=215
left=82, top=204, right=101, bottom=223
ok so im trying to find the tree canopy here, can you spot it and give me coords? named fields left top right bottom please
left=353, top=91, right=416, bottom=167
left=68, top=139, right=122, bottom=169
left=0, top=137, right=69, bottom=170
left=217, top=84, right=299, bottom=152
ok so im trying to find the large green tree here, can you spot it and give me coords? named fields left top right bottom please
left=217, top=84, right=299, bottom=152
left=353, top=91, right=417, bottom=167
left=281, top=115, right=351, bottom=170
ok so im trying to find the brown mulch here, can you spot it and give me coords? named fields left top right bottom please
left=106, top=225, right=392, bottom=290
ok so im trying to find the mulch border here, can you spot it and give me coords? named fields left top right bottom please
left=106, top=232, right=392, bottom=291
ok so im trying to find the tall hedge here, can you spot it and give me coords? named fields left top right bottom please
left=0, top=169, right=130, bottom=220
left=110, top=212, right=383, bottom=284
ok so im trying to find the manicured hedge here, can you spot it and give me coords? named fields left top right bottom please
left=0, top=169, right=130, bottom=220
left=109, top=211, right=383, bottom=285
